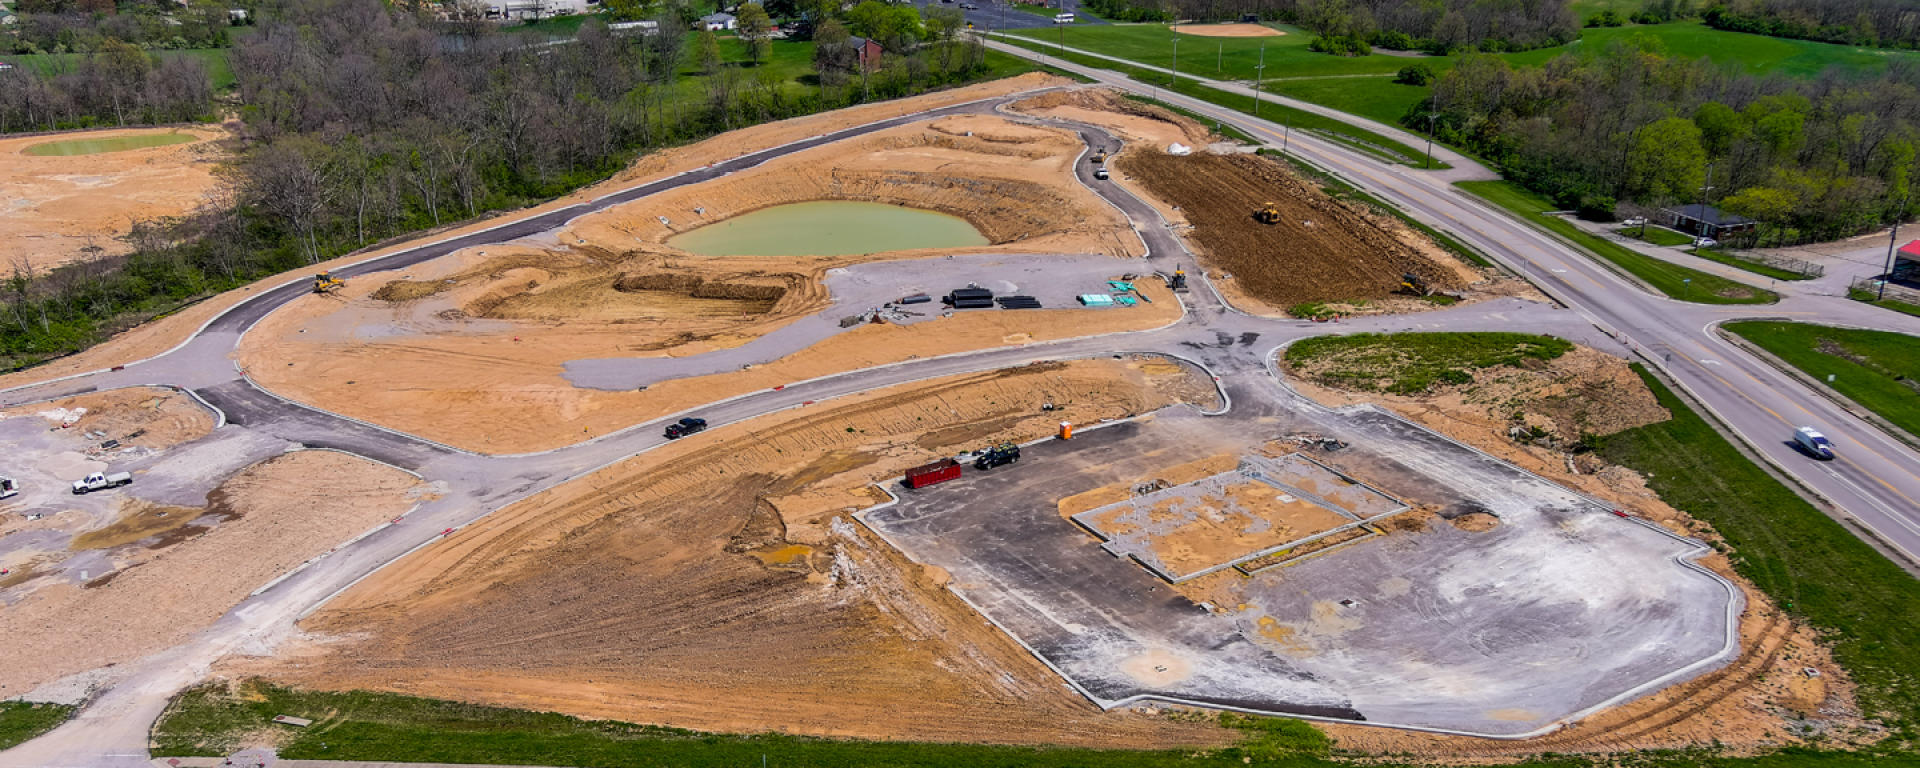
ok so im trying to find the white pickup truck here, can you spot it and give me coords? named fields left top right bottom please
left=71, top=471, right=132, bottom=494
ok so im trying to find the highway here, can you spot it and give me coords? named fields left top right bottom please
left=0, top=53, right=1917, bottom=765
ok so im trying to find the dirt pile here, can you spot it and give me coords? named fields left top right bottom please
left=26, top=387, right=215, bottom=451
left=0, top=451, right=419, bottom=696
left=1011, top=90, right=1216, bottom=148
left=1174, top=23, right=1285, bottom=37
left=249, top=359, right=1229, bottom=749
left=1119, top=151, right=1478, bottom=310
left=0, top=127, right=227, bottom=270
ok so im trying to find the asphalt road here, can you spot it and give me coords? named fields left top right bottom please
left=0, top=64, right=1915, bottom=764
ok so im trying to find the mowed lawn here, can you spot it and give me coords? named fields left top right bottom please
left=1722, top=322, right=1920, bottom=438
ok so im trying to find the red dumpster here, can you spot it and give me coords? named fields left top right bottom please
left=904, top=458, right=962, bottom=489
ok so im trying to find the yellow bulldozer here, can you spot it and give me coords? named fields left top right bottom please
left=313, top=272, right=345, bottom=294
left=1399, top=272, right=1433, bottom=297
left=1254, top=202, right=1282, bottom=224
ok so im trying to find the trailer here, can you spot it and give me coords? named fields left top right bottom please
left=903, top=458, right=963, bottom=489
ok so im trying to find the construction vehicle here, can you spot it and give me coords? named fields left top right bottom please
left=71, top=471, right=132, bottom=495
left=0, top=476, right=17, bottom=499
left=973, top=442, right=1021, bottom=471
left=1091, top=150, right=1107, bottom=164
left=1399, top=272, right=1433, bottom=297
left=663, top=417, right=708, bottom=440
left=313, top=272, right=345, bottom=294
left=1254, top=202, right=1282, bottom=224
left=1160, top=268, right=1188, bottom=293
left=1794, top=427, right=1835, bottom=460
left=904, top=458, right=962, bottom=489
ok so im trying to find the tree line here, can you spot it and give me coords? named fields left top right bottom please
left=8, top=0, right=241, bottom=54
left=0, top=38, right=215, bottom=132
left=1413, top=40, right=1920, bottom=243
left=1705, top=0, right=1920, bottom=50
left=0, top=0, right=1001, bottom=370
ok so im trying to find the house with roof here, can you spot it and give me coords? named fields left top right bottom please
left=1893, top=240, right=1920, bottom=283
left=1662, top=203, right=1756, bottom=240
left=847, top=35, right=884, bottom=70
left=700, top=11, right=736, bottom=30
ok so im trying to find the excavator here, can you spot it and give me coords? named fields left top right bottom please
left=1399, top=272, right=1432, bottom=297
left=313, top=272, right=345, bottom=294
left=1254, top=202, right=1282, bottom=224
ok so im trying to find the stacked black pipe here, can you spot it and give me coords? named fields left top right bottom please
left=996, top=296, right=1041, bottom=309
left=946, top=287, right=995, bottom=309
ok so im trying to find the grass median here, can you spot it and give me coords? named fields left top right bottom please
left=1457, top=180, right=1778, bottom=305
left=1285, top=331, right=1570, bottom=393
left=1848, top=288, right=1920, bottom=319
left=1721, top=322, right=1920, bottom=438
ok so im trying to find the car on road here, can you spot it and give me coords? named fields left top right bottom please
left=1693, top=237, right=1718, bottom=248
left=664, top=417, right=709, bottom=440
left=960, top=3, right=977, bottom=8
left=1795, top=427, right=1835, bottom=460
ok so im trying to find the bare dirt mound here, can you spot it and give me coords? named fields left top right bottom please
left=1119, top=151, right=1475, bottom=310
left=0, top=451, right=420, bottom=695
left=31, top=387, right=215, bottom=451
left=1174, top=23, right=1284, bottom=37
left=255, top=359, right=1230, bottom=749
left=1011, top=89, right=1215, bottom=148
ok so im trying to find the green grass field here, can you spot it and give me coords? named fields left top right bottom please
left=13, top=46, right=238, bottom=91
left=1285, top=331, right=1571, bottom=393
left=1721, top=322, right=1920, bottom=437
left=990, top=34, right=1444, bottom=167
left=1457, top=180, right=1778, bottom=304
left=1618, top=225, right=1696, bottom=246
left=1848, top=288, right=1920, bottom=318
left=1005, top=21, right=1920, bottom=134
left=0, top=702, right=73, bottom=751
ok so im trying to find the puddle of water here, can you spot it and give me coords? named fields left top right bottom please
left=23, top=132, right=199, bottom=156
left=669, top=201, right=988, bottom=257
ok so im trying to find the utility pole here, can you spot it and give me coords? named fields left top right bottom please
left=1282, top=110, right=1291, bottom=157
left=1217, top=41, right=1222, bottom=72
left=1423, top=112, right=1439, bottom=170
left=1170, top=34, right=1180, bottom=95
left=1251, top=44, right=1265, bottom=117
left=1698, top=162, right=1716, bottom=240
left=1881, top=195, right=1910, bottom=301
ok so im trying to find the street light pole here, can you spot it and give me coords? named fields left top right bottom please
left=1170, top=35, right=1180, bottom=94
left=1423, top=112, right=1438, bottom=170
left=1881, top=196, right=1910, bottom=301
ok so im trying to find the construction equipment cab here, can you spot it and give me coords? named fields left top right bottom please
left=1794, top=427, right=1835, bottom=460
left=973, top=442, right=1021, bottom=471
left=72, top=471, right=132, bottom=495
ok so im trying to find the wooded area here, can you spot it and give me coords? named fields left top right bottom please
left=0, top=0, right=1005, bottom=370
left=1706, top=0, right=1920, bottom=50
left=1417, top=42, right=1919, bottom=243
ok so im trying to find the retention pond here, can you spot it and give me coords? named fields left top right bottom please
left=23, top=132, right=200, bottom=156
left=668, top=201, right=988, bottom=257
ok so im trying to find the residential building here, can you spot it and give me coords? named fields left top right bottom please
left=700, top=11, right=736, bottom=30
left=1663, top=203, right=1757, bottom=239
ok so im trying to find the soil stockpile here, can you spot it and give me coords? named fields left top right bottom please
left=257, top=359, right=1230, bottom=749
left=0, top=451, right=421, bottom=696
left=1118, top=151, right=1473, bottom=310
left=1174, top=24, right=1285, bottom=37
left=1011, top=90, right=1216, bottom=148
left=0, top=127, right=226, bottom=270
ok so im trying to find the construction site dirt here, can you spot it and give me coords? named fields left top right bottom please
left=0, top=126, right=227, bottom=271
left=1116, top=150, right=1484, bottom=313
left=239, top=358, right=1235, bottom=749
left=0, top=388, right=423, bottom=699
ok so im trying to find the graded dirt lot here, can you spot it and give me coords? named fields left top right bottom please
left=0, top=448, right=421, bottom=698
left=0, top=74, right=1072, bottom=394
left=1117, top=151, right=1480, bottom=311
left=0, top=127, right=226, bottom=271
left=244, top=358, right=1233, bottom=749
left=1174, top=24, right=1284, bottom=37
left=236, top=104, right=1183, bottom=453
left=1281, top=348, right=1874, bottom=756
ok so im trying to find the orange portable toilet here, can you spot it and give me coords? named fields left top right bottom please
left=1059, top=421, right=1073, bottom=440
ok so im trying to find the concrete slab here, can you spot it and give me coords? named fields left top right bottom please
left=859, top=406, right=1740, bottom=737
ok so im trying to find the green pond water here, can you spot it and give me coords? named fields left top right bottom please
left=23, top=133, right=199, bottom=156
left=668, top=201, right=988, bottom=256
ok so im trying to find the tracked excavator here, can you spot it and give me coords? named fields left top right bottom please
left=1254, top=202, right=1282, bottom=224
left=313, top=272, right=345, bottom=294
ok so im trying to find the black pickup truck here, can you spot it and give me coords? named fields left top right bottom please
left=664, top=417, right=709, bottom=440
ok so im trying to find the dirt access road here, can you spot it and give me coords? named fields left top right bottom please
left=0, top=81, right=1758, bottom=766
